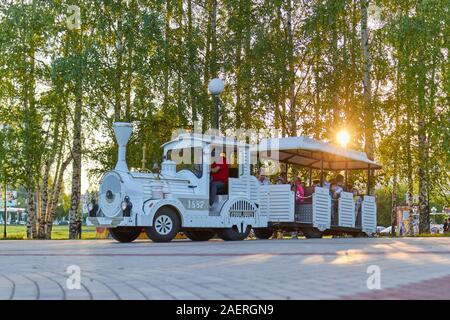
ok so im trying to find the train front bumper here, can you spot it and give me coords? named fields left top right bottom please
left=88, top=211, right=135, bottom=227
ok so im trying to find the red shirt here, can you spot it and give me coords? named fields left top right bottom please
left=211, top=156, right=229, bottom=185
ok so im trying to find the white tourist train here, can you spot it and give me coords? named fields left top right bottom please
left=88, top=122, right=381, bottom=242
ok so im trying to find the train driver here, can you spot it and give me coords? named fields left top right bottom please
left=209, top=151, right=229, bottom=205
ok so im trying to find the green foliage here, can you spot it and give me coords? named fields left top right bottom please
left=375, top=183, right=408, bottom=227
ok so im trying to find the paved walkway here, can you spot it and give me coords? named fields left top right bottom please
left=0, top=237, right=449, bottom=299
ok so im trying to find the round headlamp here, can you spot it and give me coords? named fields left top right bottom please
left=121, top=196, right=133, bottom=217
left=106, top=190, right=114, bottom=202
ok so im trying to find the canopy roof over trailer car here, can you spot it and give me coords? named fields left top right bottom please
left=254, top=137, right=381, bottom=170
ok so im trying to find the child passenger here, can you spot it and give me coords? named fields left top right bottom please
left=276, top=173, right=287, bottom=184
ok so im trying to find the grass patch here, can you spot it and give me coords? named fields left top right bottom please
left=0, top=234, right=25, bottom=240
left=413, top=233, right=450, bottom=237
left=0, top=225, right=98, bottom=240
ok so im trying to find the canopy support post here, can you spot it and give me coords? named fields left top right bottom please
left=309, top=167, right=312, bottom=186
left=367, top=165, right=371, bottom=195
left=345, top=162, right=348, bottom=187
left=320, top=153, right=324, bottom=187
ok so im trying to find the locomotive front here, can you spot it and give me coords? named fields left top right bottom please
left=88, top=122, right=147, bottom=226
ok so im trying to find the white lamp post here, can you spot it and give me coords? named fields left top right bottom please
left=208, top=78, right=225, bottom=130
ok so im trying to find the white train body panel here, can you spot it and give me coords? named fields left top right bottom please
left=312, top=187, right=331, bottom=231
left=362, top=195, right=377, bottom=235
left=259, top=184, right=294, bottom=222
left=338, top=192, right=356, bottom=228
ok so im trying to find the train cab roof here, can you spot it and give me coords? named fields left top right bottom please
left=253, top=136, right=382, bottom=171
left=162, top=132, right=252, bottom=153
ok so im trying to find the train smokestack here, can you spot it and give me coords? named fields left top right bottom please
left=113, top=122, right=133, bottom=172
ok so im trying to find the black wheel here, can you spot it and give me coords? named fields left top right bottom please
left=184, top=230, right=216, bottom=241
left=253, top=228, right=274, bottom=240
left=145, top=208, right=180, bottom=242
left=303, top=228, right=323, bottom=239
left=217, top=225, right=251, bottom=241
left=109, top=227, right=142, bottom=243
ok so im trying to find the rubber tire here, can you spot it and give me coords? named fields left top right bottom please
left=217, top=226, right=251, bottom=241
left=303, top=229, right=323, bottom=239
left=253, top=228, right=274, bottom=240
left=184, top=230, right=216, bottom=241
left=145, top=208, right=180, bottom=243
left=109, top=227, right=142, bottom=243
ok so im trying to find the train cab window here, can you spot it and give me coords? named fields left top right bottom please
left=209, top=146, right=238, bottom=182
left=166, top=147, right=203, bottom=178
left=228, top=150, right=239, bottom=178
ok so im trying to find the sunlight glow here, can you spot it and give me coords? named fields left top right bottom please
left=337, top=130, right=350, bottom=147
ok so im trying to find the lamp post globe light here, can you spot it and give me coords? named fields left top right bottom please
left=208, top=78, right=224, bottom=130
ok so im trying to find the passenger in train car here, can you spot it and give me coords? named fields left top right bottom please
left=312, top=179, right=321, bottom=188
left=345, top=184, right=353, bottom=193
left=330, top=182, right=339, bottom=224
left=334, top=174, right=345, bottom=198
left=257, top=170, right=271, bottom=185
left=291, top=176, right=305, bottom=204
left=330, top=175, right=344, bottom=222
left=329, top=180, right=336, bottom=196
left=320, top=172, right=331, bottom=189
left=351, top=188, right=363, bottom=227
left=302, top=179, right=317, bottom=204
left=210, top=151, right=229, bottom=205
left=276, top=172, right=288, bottom=184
